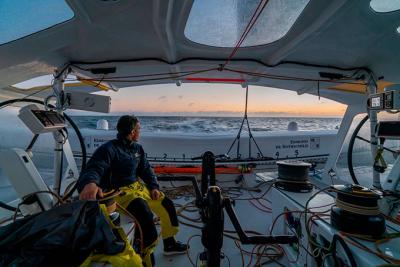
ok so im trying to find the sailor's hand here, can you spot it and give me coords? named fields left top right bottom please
left=79, top=182, right=104, bottom=200
left=151, top=189, right=161, bottom=200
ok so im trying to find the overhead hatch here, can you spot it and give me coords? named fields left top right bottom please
left=184, top=0, right=310, bottom=47
left=370, top=0, right=400, bottom=13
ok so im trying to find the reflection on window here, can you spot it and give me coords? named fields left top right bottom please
left=370, top=0, right=400, bottom=13
left=184, top=0, right=310, bottom=47
left=0, top=0, right=74, bottom=45
left=13, top=75, right=54, bottom=89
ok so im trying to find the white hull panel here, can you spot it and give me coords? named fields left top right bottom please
left=73, top=129, right=336, bottom=161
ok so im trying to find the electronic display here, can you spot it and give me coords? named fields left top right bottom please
left=384, top=91, right=393, bottom=109
left=368, top=90, right=400, bottom=111
left=368, top=93, right=384, bottom=110
left=32, top=110, right=65, bottom=127
left=371, top=96, right=382, bottom=108
left=19, top=105, right=66, bottom=134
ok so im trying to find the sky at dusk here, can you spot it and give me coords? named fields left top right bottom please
left=15, top=75, right=346, bottom=117
left=95, top=83, right=346, bottom=117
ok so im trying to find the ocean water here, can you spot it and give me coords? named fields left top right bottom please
left=0, top=116, right=339, bottom=203
left=1, top=114, right=400, bottom=203
left=70, top=116, right=342, bottom=134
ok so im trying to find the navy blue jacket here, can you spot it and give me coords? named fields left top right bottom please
left=77, top=138, right=159, bottom=192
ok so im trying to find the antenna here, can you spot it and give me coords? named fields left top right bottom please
left=226, top=86, right=264, bottom=159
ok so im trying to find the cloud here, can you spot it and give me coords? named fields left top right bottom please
left=158, top=96, right=167, bottom=101
left=188, top=102, right=195, bottom=107
left=178, top=95, right=183, bottom=99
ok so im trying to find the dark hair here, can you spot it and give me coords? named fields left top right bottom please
left=116, top=115, right=139, bottom=138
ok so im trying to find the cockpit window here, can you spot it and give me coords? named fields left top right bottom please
left=184, top=0, right=310, bottom=47
left=370, top=0, right=400, bottom=13
left=0, top=0, right=74, bottom=45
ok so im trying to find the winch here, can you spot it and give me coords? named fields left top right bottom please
left=330, top=184, right=385, bottom=238
left=275, top=161, right=313, bottom=192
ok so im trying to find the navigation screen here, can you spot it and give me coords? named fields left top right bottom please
left=371, top=96, right=382, bottom=108
left=32, top=110, right=65, bottom=127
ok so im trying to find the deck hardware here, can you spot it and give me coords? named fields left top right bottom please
left=159, top=151, right=298, bottom=267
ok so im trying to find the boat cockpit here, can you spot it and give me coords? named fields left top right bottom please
left=1, top=0, right=400, bottom=266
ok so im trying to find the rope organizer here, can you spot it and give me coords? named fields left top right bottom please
left=335, top=198, right=380, bottom=216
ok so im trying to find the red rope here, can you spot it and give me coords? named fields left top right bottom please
left=233, top=0, right=270, bottom=54
left=222, top=0, right=270, bottom=69
left=225, top=0, right=264, bottom=63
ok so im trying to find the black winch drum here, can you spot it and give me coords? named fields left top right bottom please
left=277, top=161, right=311, bottom=181
left=330, top=184, right=385, bottom=238
left=275, top=161, right=313, bottom=192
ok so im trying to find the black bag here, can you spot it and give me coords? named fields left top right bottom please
left=0, top=200, right=125, bottom=267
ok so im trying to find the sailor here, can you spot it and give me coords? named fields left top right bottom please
left=77, top=115, right=188, bottom=266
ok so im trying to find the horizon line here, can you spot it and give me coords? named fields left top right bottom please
left=68, top=113, right=342, bottom=118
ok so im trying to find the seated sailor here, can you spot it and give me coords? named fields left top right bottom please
left=77, top=115, right=188, bottom=266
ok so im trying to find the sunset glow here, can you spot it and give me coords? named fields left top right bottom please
left=98, top=83, right=347, bottom=117
left=14, top=76, right=347, bottom=117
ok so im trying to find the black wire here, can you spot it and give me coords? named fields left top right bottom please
left=70, top=67, right=216, bottom=79
left=195, top=253, right=200, bottom=267
left=70, top=67, right=218, bottom=83
left=93, top=74, right=105, bottom=88
left=60, top=113, right=87, bottom=200
left=0, top=201, right=17, bottom=212
left=69, top=57, right=372, bottom=74
left=355, top=135, right=398, bottom=154
left=224, top=67, right=366, bottom=85
left=57, top=144, right=64, bottom=196
left=332, top=234, right=357, bottom=267
left=0, top=86, right=51, bottom=111
left=224, top=252, right=231, bottom=267
left=26, top=134, right=39, bottom=151
left=53, top=65, right=71, bottom=79
left=70, top=66, right=367, bottom=86
left=67, top=59, right=371, bottom=90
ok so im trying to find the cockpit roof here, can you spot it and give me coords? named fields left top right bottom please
left=1, top=0, right=400, bottom=106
